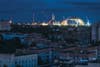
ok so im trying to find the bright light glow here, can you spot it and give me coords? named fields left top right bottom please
left=20, top=16, right=90, bottom=26
left=68, top=18, right=85, bottom=26
left=61, top=18, right=85, bottom=26
left=86, top=22, right=91, bottom=26
left=9, top=20, right=12, bottom=24
left=61, top=20, right=68, bottom=26
left=41, top=23, right=48, bottom=26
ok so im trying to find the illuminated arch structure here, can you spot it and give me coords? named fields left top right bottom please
left=61, top=17, right=85, bottom=26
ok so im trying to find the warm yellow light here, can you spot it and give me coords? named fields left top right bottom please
left=61, top=20, right=68, bottom=26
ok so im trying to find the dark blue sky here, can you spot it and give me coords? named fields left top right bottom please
left=0, top=0, right=100, bottom=23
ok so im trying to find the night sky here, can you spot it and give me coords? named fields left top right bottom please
left=0, top=0, right=100, bottom=23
